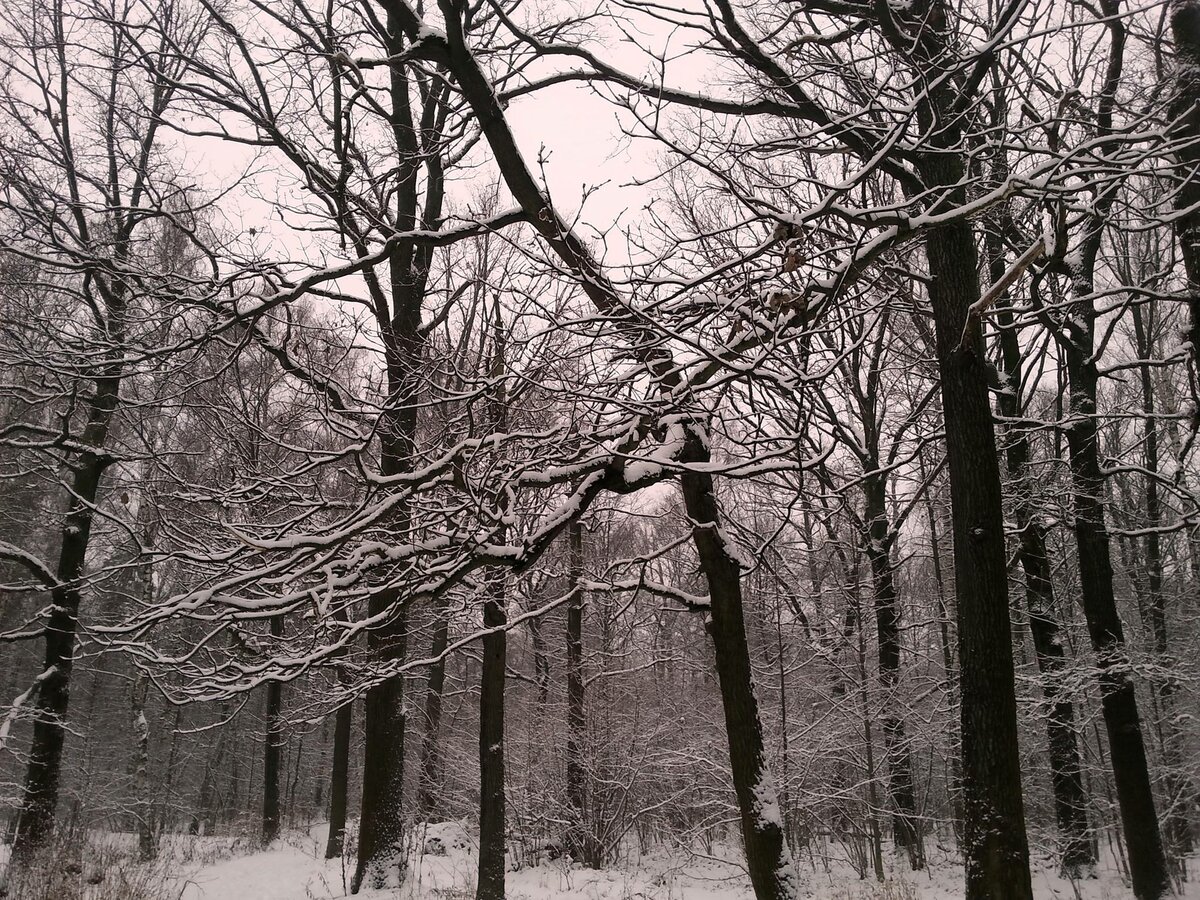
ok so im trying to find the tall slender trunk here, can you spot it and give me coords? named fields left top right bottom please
left=990, top=228, right=1093, bottom=874
left=1170, top=0, right=1200, bottom=398
left=131, top=674, right=154, bottom=861
left=352, top=0, right=444, bottom=883
left=919, top=474, right=962, bottom=847
left=263, top=615, right=285, bottom=846
left=416, top=607, right=449, bottom=820
left=1061, top=351, right=1168, bottom=899
left=681, top=426, right=799, bottom=900
left=325, top=698, right=352, bottom=858
left=854, top=569, right=886, bottom=883
left=1056, top=14, right=1170, bottom=875
left=861, top=476, right=923, bottom=869
left=476, top=574, right=506, bottom=900
left=476, top=300, right=509, bottom=900
left=565, top=521, right=596, bottom=865
left=919, top=190, right=1032, bottom=898
left=1132, top=307, right=1193, bottom=870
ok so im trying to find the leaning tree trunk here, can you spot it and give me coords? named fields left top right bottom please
left=918, top=183, right=1033, bottom=898
left=11, top=378, right=121, bottom=859
left=861, top=476, right=923, bottom=869
left=262, top=615, right=285, bottom=846
left=681, top=426, right=799, bottom=900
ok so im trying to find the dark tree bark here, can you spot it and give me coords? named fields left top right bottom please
left=1044, top=9, right=1170, bottom=892
left=1132, top=306, right=1194, bottom=869
left=886, top=5, right=1033, bottom=891
left=477, top=302, right=509, bottom=900
left=919, top=190, right=1033, bottom=898
left=325, top=700, right=352, bottom=858
left=476, top=577, right=507, bottom=900
left=416, top=606, right=450, bottom=820
left=12, top=420, right=118, bottom=859
left=564, top=522, right=597, bottom=865
left=1171, top=0, right=1200, bottom=396
left=862, top=477, right=923, bottom=869
left=681, top=428, right=799, bottom=900
left=1060, top=351, right=1168, bottom=900
left=352, top=4, right=446, bottom=884
left=989, top=241, right=1094, bottom=874
left=263, top=616, right=285, bottom=846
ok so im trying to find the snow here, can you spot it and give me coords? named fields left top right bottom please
left=165, top=824, right=1200, bottom=900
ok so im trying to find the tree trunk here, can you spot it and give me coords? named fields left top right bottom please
left=680, top=426, right=799, bottom=900
left=1061, top=349, right=1169, bottom=900
left=918, top=188, right=1033, bottom=898
left=476, top=574, right=507, bottom=900
left=131, top=675, right=155, bottom=861
left=352, top=0, right=442, bottom=882
left=565, top=521, right=597, bottom=865
left=263, top=616, right=285, bottom=846
left=416, top=604, right=450, bottom=820
left=1170, top=0, right=1200, bottom=396
left=861, top=476, right=923, bottom=869
left=991, top=236, right=1094, bottom=875
left=1133, top=306, right=1194, bottom=870
left=12, top=443, right=114, bottom=859
left=325, top=697, right=352, bottom=857
left=353, top=599, right=408, bottom=892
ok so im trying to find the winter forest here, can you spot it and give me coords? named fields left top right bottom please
left=4, top=0, right=1200, bottom=897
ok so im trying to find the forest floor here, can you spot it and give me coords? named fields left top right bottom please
left=162, top=822, right=1200, bottom=900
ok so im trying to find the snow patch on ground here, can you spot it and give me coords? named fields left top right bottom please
left=173, top=825, right=1200, bottom=900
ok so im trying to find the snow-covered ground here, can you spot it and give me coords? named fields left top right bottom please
left=170, top=823, right=1200, bottom=900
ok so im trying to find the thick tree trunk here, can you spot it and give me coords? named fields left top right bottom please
left=919, top=188, right=1033, bottom=899
left=263, top=616, right=285, bottom=846
left=681, top=426, right=799, bottom=900
left=861, top=477, right=923, bottom=869
left=352, top=0, right=443, bottom=882
left=416, top=608, right=449, bottom=821
left=353, top=599, right=408, bottom=891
